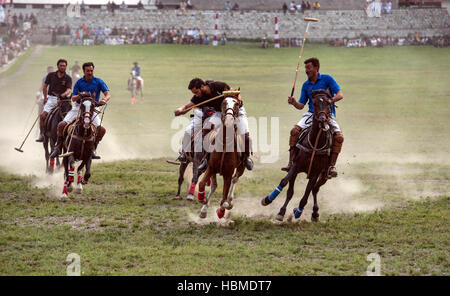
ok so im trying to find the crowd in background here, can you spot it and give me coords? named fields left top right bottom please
left=329, top=33, right=449, bottom=48
left=0, top=5, right=32, bottom=68
left=48, top=24, right=227, bottom=46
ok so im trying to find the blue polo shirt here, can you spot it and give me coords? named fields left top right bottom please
left=73, top=76, right=109, bottom=103
left=132, top=66, right=141, bottom=76
left=299, top=73, right=340, bottom=117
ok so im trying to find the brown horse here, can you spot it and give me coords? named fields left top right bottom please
left=197, top=95, right=247, bottom=219
left=261, top=89, right=334, bottom=222
left=60, top=95, right=100, bottom=198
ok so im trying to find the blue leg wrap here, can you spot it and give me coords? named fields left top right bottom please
left=294, top=207, right=304, bottom=219
left=268, top=185, right=283, bottom=201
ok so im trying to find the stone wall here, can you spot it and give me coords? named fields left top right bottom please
left=14, top=7, right=450, bottom=42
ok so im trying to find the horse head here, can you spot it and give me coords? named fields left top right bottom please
left=78, top=93, right=95, bottom=130
left=58, top=94, right=73, bottom=115
left=311, top=89, right=332, bottom=131
left=221, top=90, right=241, bottom=128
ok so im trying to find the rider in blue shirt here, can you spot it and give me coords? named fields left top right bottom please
left=50, top=62, right=111, bottom=159
left=282, top=57, right=344, bottom=178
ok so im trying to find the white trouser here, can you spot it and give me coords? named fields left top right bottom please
left=43, top=95, right=58, bottom=113
left=63, top=103, right=101, bottom=127
left=207, top=106, right=249, bottom=135
left=297, top=111, right=341, bottom=133
left=182, top=108, right=204, bottom=152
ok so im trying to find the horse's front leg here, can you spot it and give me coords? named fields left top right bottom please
left=199, top=174, right=217, bottom=219
left=83, top=157, right=92, bottom=185
left=75, top=161, right=86, bottom=194
left=261, top=162, right=298, bottom=206
left=276, top=171, right=298, bottom=221
left=187, top=152, right=201, bottom=201
left=44, top=138, right=50, bottom=174
left=226, top=164, right=245, bottom=210
left=217, top=174, right=232, bottom=219
left=294, top=174, right=320, bottom=219
left=174, top=161, right=188, bottom=200
left=61, top=156, right=69, bottom=199
left=311, top=172, right=328, bottom=222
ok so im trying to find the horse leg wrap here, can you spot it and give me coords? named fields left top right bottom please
left=268, top=185, right=283, bottom=202
left=77, top=172, right=82, bottom=184
left=62, top=181, right=69, bottom=195
left=206, top=178, right=211, bottom=187
left=198, top=190, right=205, bottom=203
left=289, top=125, right=302, bottom=147
left=189, top=182, right=196, bottom=195
left=217, top=207, right=225, bottom=219
left=293, top=207, right=304, bottom=219
left=49, top=158, right=55, bottom=170
left=68, top=168, right=75, bottom=182
left=332, top=132, right=344, bottom=154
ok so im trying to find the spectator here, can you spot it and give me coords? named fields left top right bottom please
left=232, top=3, right=239, bottom=10
left=282, top=3, right=288, bottom=15
left=180, top=1, right=187, bottom=14
left=296, top=2, right=302, bottom=12
left=306, top=1, right=311, bottom=9
left=187, top=0, right=193, bottom=9
left=81, top=0, right=86, bottom=15
left=313, top=2, right=320, bottom=9
left=225, top=1, right=231, bottom=11
left=120, top=1, right=127, bottom=9
left=137, top=1, right=144, bottom=9
left=289, top=1, right=296, bottom=13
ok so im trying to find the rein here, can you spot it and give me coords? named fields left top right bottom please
left=307, top=128, right=322, bottom=179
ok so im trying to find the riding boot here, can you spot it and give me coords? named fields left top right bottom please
left=327, top=131, right=344, bottom=178
left=92, top=142, right=101, bottom=160
left=281, top=125, right=302, bottom=171
left=281, top=148, right=295, bottom=172
left=244, top=133, right=253, bottom=170
left=35, top=125, right=44, bottom=142
left=49, top=136, right=63, bottom=158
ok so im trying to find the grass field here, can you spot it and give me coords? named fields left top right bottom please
left=0, top=43, right=449, bottom=275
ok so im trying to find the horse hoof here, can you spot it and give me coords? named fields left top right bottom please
left=222, top=201, right=229, bottom=209
left=199, top=211, right=207, bottom=219
left=67, top=185, right=73, bottom=193
left=75, top=188, right=82, bottom=194
left=275, top=214, right=284, bottom=221
left=311, top=216, right=319, bottom=222
left=60, top=193, right=68, bottom=200
left=261, top=196, right=272, bottom=206
left=197, top=192, right=205, bottom=204
left=186, top=194, right=194, bottom=201
left=173, top=195, right=182, bottom=200
left=217, top=208, right=225, bottom=219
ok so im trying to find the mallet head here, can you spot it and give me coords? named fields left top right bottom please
left=14, top=147, right=24, bottom=153
left=304, top=17, right=319, bottom=22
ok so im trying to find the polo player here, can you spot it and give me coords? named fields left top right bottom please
left=174, top=78, right=253, bottom=171
left=36, top=59, right=72, bottom=142
left=282, top=57, right=344, bottom=178
left=49, top=62, right=110, bottom=159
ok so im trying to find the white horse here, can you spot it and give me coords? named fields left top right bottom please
left=128, top=70, right=144, bottom=104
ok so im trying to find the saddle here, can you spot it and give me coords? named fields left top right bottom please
left=44, top=106, right=61, bottom=131
left=295, top=126, right=333, bottom=156
left=63, top=120, right=97, bottom=147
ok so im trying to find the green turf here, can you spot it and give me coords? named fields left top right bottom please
left=0, top=43, right=449, bottom=275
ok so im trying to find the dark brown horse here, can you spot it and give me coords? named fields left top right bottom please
left=42, top=95, right=72, bottom=173
left=60, top=95, right=100, bottom=198
left=173, top=108, right=215, bottom=200
left=197, top=95, right=247, bottom=219
left=261, top=89, right=334, bottom=222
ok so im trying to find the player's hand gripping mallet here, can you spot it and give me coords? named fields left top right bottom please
left=14, top=114, right=40, bottom=153
left=290, top=17, right=319, bottom=97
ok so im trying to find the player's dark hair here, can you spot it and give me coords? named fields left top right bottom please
left=188, top=78, right=205, bottom=90
left=82, top=62, right=95, bottom=71
left=57, top=59, right=67, bottom=66
left=304, top=57, right=320, bottom=70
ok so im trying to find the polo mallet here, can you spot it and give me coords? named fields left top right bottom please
left=180, top=93, right=225, bottom=115
left=290, top=17, right=319, bottom=97
left=14, top=114, right=40, bottom=153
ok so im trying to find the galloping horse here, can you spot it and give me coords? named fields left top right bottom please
left=128, top=70, right=144, bottom=104
left=262, top=89, right=334, bottom=222
left=174, top=108, right=214, bottom=200
left=42, top=95, right=72, bottom=173
left=60, top=94, right=99, bottom=198
left=197, top=93, right=247, bottom=219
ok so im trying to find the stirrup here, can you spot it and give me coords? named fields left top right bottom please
left=245, top=157, right=254, bottom=171
left=176, top=153, right=187, bottom=163
left=327, top=166, right=338, bottom=178
left=35, top=135, right=44, bottom=142
left=92, top=151, right=101, bottom=160
left=49, top=147, right=60, bottom=158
